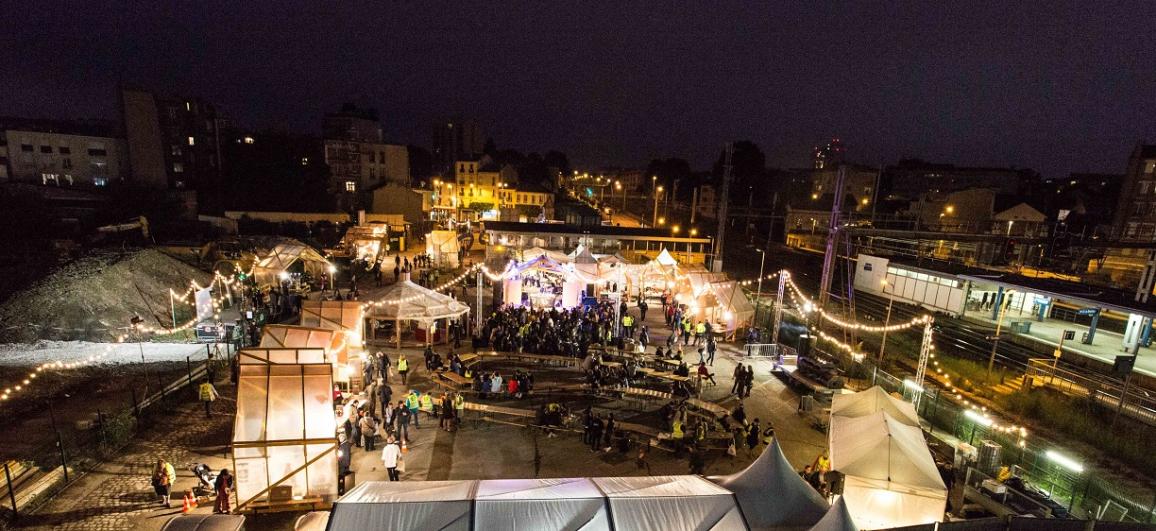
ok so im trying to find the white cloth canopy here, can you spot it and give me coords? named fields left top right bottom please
left=365, top=275, right=470, bottom=321
left=327, top=476, right=748, bottom=531
left=829, top=411, right=946, bottom=530
left=830, top=386, right=921, bottom=427
left=592, top=476, right=748, bottom=531
left=328, top=480, right=475, bottom=531
left=475, top=478, right=611, bottom=531
left=427, top=230, right=462, bottom=268
left=808, top=497, right=858, bottom=531
left=253, top=241, right=331, bottom=286
left=712, top=440, right=828, bottom=530
left=654, top=248, right=678, bottom=267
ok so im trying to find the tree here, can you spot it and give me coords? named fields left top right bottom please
left=543, top=150, right=571, bottom=177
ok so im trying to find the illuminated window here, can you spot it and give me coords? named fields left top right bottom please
left=187, top=136, right=195, bottom=146
left=173, top=162, right=184, bottom=173
left=344, top=181, right=356, bottom=192
left=243, top=136, right=255, bottom=144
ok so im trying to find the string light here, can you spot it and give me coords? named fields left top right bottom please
left=0, top=344, right=118, bottom=404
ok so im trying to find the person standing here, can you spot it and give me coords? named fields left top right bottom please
left=381, top=436, right=402, bottom=481
left=198, top=378, right=219, bottom=418
left=706, top=338, right=717, bottom=366
left=638, top=299, right=649, bottom=321
left=731, top=364, right=744, bottom=395
left=397, top=355, right=410, bottom=385
left=396, top=400, right=412, bottom=443
left=213, top=468, right=234, bottom=514
left=603, top=413, right=616, bottom=450
left=151, top=459, right=177, bottom=508
left=360, top=412, right=377, bottom=451
left=590, top=414, right=605, bottom=452
left=405, top=391, right=421, bottom=429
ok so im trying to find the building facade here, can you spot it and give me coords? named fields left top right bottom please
left=120, top=87, right=224, bottom=194
left=432, top=118, right=483, bottom=172
left=0, top=118, right=126, bottom=187
left=1111, top=144, right=1156, bottom=241
left=883, top=158, right=1035, bottom=201
left=322, top=106, right=410, bottom=212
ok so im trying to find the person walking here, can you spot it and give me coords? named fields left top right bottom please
left=746, top=419, right=762, bottom=456
left=198, top=378, right=219, bottom=418
left=213, top=468, right=234, bottom=514
left=397, top=355, right=410, bottom=385
left=396, top=400, right=412, bottom=442
left=151, top=459, right=177, bottom=508
left=638, top=299, right=648, bottom=321
left=381, top=436, right=402, bottom=481
left=360, top=412, right=377, bottom=451
left=731, top=364, right=744, bottom=395
left=706, top=339, right=717, bottom=366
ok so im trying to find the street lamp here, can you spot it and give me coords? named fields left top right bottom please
left=672, top=225, right=680, bottom=235
left=690, top=228, right=698, bottom=237
left=988, top=289, right=1017, bottom=378
left=878, top=279, right=895, bottom=363
left=754, top=248, right=766, bottom=325
left=653, top=185, right=664, bottom=226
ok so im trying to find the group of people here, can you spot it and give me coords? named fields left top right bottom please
left=150, top=459, right=233, bottom=514
left=482, top=301, right=626, bottom=357
left=475, top=370, right=535, bottom=399
left=730, top=363, right=756, bottom=398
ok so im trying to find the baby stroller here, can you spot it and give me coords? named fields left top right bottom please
left=190, top=463, right=217, bottom=498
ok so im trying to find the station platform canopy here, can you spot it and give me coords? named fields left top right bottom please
left=958, top=271, right=1156, bottom=319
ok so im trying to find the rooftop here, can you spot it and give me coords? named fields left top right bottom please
left=483, top=220, right=710, bottom=240
left=0, top=116, right=120, bottom=138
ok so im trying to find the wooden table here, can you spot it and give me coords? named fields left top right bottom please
left=655, top=358, right=681, bottom=369
left=685, top=397, right=730, bottom=418
left=435, top=370, right=472, bottom=390
left=457, top=353, right=481, bottom=367
left=600, top=361, right=623, bottom=369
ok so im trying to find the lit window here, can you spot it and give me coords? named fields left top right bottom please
left=187, top=136, right=195, bottom=146
left=345, top=181, right=356, bottom=192
left=301, top=157, right=309, bottom=166
left=243, top=136, right=255, bottom=144
left=173, top=162, right=184, bottom=173
left=94, top=177, right=107, bottom=187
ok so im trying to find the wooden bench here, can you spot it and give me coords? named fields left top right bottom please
left=457, top=353, right=482, bottom=368
left=685, top=397, right=731, bottom=419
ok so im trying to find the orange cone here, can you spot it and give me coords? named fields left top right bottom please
left=182, top=491, right=196, bottom=513
left=401, top=440, right=408, bottom=453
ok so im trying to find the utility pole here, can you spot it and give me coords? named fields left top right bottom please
left=914, top=319, right=934, bottom=409
left=712, top=143, right=733, bottom=273
left=818, top=165, right=847, bottom=306
left=690, top=188, right=698, bottom=225
left=772, top=270, right=786, bottom=345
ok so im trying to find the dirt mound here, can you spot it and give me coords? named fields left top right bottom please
left=0, top=249, right=212, bottom=342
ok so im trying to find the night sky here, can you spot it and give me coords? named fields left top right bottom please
left=3, top=2, right=1154, bottom=177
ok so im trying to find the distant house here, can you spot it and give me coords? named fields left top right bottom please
left=993, top=202, right=1046, bottom=236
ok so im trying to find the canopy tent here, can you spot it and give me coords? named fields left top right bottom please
left=474, top=478, right=610, bottom=531
left=326, top=476, right=748, bottom=531
left=160, top=514, right=246, bottom=531
left=300, top=300, right=363, bottom=333
left=328, top=481, right=475, bottom=531
left=232, top=354, right=337, bottom=512
left=654, top=248, right=679, bottom=267
left=830, top=386, right=921, bottom=428
left=808, top=498, right=858, bottom=531
left=253, top=241, right=331, bottom=287
left=503, top=254, right=588, bottom=309
left=828, top=411, right=946, bottom=530
left=261, top=325, right=340, bottom=352
left=364, top=273, right=470, bottom=346
left=520, top=246, right=572, bottom=263
left=238, top=348, right=328, bottom=365
left=593, top=476, right=748, bottom=531
left=712, top=439, right=828, bottom=530
left=336, top=224, right=392, bottom=263
left=426, top=230, right=461, bottom=268
left=710, top=280, right=755, bottom=332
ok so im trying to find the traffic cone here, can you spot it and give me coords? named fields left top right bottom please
left=401, top=440, right=408, bottom=453
left=182, top=491, right=196, bottom=513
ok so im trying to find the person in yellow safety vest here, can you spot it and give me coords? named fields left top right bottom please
left=464, top=368, right=473, bottom=379
left=397, top=355, right=410, bottom=385
left=453, top=393, right=465, bottom=427
left=671, top=419, right=684, bottom=439
left=405, top=391, right=421, bottom=429
left=622, top=314, right=635, bottom=338
left=198, top=379, right=219, bottom=418
left=682, top=320, right=692, bottom=346
left=419, top=392, right=434, bottom=418
left=695, top=321, right=706, bottom=345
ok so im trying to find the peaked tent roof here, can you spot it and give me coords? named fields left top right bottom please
left=712, top=439, right=828, bottom=530
left=807, top=497, right=857, bottom=531
left=474, top=478, right=610, bottom=531
left=572, top=245, right=599, bottom=264
left=365, top=274, right=470, bottom=321
left=829, top=411, right=946, bottom=494
left=653, top=248, right=679, bottom=267
left=830, top=386, right=920, bottom=427
left=328, top=480, right=476, bottom=531
left=592, top=476, right=748, bottom=531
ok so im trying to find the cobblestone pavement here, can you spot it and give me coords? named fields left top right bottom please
left=14, top=384, right=236, bottom=531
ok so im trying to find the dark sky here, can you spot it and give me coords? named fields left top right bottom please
left=3, top=2, right=1154, bottom=177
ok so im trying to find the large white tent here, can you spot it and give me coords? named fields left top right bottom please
left=426, top=230, right=462, bottom=268
left=364, top=274, right=470, bottom=346
left=474, top=478, right=610, bottom=531
left=830, top=386, right=921, bottom=428
left=808, top=497, right=858, bottom=531
left=252, top=241, right=331, bottom=287
left=712, top=439, right=828, bottom=530
left=326, top=476, right=748, bottom=531
left=828, top=411, right=946, bottom=530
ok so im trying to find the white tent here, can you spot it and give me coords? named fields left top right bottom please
left=474, top=478, right=610, bottom=531
left=364, top=273, right=470, bottom=346
left=808, top=497, right=857, bottom=531
left=828, top=411, right=946, bottom=530
left=713, top=439, right=828, bottom=530
left=592, top=476, right=748, bottom=531
left=252, top=241, right=331, bottom=287
left=327, top=480, right=475, bottom=531
left=427, top=230, right=462, bottom=268
left=830, top=386, right=921, bottom=427
left=654, top=248, right=679, bottom=267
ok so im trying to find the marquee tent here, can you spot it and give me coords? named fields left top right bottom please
left=520, top=246, right=572, bottom=263
left=253, top=241, right=331, bottom=287
left=828, top=411, right=946, bottom=530
left=326, top=476, right=748, bottom=531
left=364, top=273, right=470, bottom=346
left=592, top=476, right=748, bottom=531
left=232, top=352, right=337, bottom=512
left=474, top=478, right=610, bottom=531
left=261, top=325, right=339, bottom=352
left=808, top=498, right=858, bottom=531
left=830, top=386, right=921, bottom=427
left=712, top=439, right=828, bottom=530
left=300, top=300, right=363, bottom=334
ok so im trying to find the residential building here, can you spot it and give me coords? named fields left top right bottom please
left=432, top=118, right=483, bottom=172
left=883, top=158, right=1037, bottom=201
left=0, top=117, right=126, bottom=187
left=1111, top=144, right=1156, bottom=241
left=807, top=164, right=879, bottom=210
left=812, top=138, right=846, bottom=169
left=322, top=105, right=410, bottom=212
left=120, top=87, right=224, bottom=193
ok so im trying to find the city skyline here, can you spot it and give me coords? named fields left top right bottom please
left=3, top=3, right=1154, bottom=178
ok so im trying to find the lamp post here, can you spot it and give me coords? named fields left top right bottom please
left=653, top=185, right=663, bottom=227
left=988, top=289, right=1016, bottom=378
left=878, top=279, right=895, bottom=363
left=616, top=181, right=626, bottom=210
left=754, top=248, right=766, bottom=324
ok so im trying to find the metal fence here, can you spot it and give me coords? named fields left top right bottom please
left=1025, top=359, right=1156, bottom=428
left=0, top=344, right=232, bottom=522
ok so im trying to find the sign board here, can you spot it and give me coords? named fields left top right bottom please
left=1076, top=308, right=1099, bottom=316
left=1063, top=330, right=1076, bottom=340
left=195, top=288, right=214, bottom=322
left=1114, top=355, right=1136, bottom=376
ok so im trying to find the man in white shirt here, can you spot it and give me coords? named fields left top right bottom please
left=380, top=436, right=402, bottom=481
